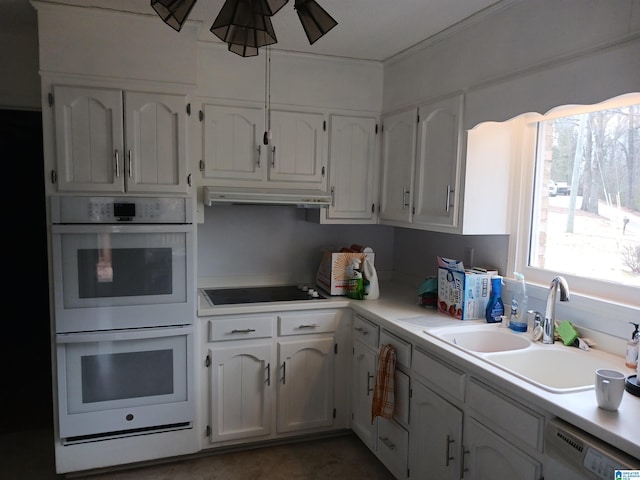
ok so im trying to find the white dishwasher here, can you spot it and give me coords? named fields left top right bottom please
left=544, top=418, right=639, bottom=479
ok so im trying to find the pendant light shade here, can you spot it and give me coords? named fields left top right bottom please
left=228, top=43, right=259, bottom=57
left=151, top=0, right=197, bottom=32
left=253, top=0, right=289, bottom=16
left=211, top=0, right=278, bottom=57
left=153, top=0, right=338, bottom=56
left=294, top=0, right=337, bottom=45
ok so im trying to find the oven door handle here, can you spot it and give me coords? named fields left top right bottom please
left=51, top=224, right=193, bottom=234
left=56, top=326, right=193, bottom=344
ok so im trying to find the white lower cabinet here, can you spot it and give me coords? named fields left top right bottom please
left=276, top=336, right=335, bottom=433
left=351, top=316, right=411, bottom=479
left=463, top=418, right=541, bottom=480
left=352, top=339, right=378, bottom=448
left=204, top=309, right=346, bottom=448
left=409, top=380, right=463, bottom=479
left=408, top=349, right=542, bottom=480
left=208, top=342, right=273, bottom=442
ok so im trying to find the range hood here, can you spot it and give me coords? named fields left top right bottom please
left=203, top=186, right=332, bottom=208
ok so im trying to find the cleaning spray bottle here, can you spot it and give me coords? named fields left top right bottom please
left=625, top=322, right=639, bottom=369
left=485, top=276, right=505, bottom=323
left=509, top=272, right=528, bottom=333
left=346, top=258, right=364, bottom=300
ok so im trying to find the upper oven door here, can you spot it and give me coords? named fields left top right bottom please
left=51, top=224, right=194, bottom=333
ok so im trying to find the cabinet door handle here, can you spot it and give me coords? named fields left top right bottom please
left=446, top=184, right=454, bottom=212
left=402, top=186, right=410, bottom=208
left=266, top=363, right=271, bottom=386
left=281, top=361, right=286, bottom=384
left=127, top=149, right=133, bottom=178
left=114, top=150, right=120, bottom=178
left=462, top=447, right=470, bottom=475
left=271, top=146, right=276, bottom=168
left=256, top=145, right=261, bottom=167
left=367, top=372, right=374, bottom=394
left=445, top=435, right=455, bottom=466
left=378, top=436, right=396, bottom=451
left=230, top=328, right=256, bottom=333
left=354, top=327, right=369, bottom=336
left=298, top=324, right=320, bottom=329
left=330, top=186, right=335, bottom=207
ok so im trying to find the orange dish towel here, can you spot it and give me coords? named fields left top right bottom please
left=371, top=344, right=396, bottom=423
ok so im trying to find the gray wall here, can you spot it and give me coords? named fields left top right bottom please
left=197, top=206, right=395, bottom=284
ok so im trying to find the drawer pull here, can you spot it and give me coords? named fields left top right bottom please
left=298, top=323, right=320, bottom=329
left=231, top=328, right=256, bottom=334
left=354, top=327, right=369, bottom=335
left=379, top=436, right=396, bottom=451
left=445, top=435, right=455, bottom=466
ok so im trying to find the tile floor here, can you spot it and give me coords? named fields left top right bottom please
left=0, top=428, right=395, bottom=480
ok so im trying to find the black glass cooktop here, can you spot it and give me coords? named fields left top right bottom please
left=203, top=285, right=327, bottom=305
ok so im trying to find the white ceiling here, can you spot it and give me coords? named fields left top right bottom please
left=6, top=0, right=503, bottom=61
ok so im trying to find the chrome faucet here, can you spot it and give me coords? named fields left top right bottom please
left=542, top=276, right=570, bottom=344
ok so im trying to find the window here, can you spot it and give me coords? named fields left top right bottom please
left=511, top=94, right=640, bottom=307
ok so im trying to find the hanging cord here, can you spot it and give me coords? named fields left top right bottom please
left=263, top=46, right=271, bottom=145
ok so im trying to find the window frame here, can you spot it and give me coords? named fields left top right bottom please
left=506, top=94, right=640, bottom=310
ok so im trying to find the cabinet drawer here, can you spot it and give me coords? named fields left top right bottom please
left=278, top=311, right=337, bottom=336
left=380, top=330, right=411, bottom=369
left=376, top=418, right=408, bottom=479
left=353, top=315, right=379, bottom=349
left=467, top=378, right=544, bottom=452
left=412, top=348, right=466, bottom=402
left=208, top=315, right=275, bottom=342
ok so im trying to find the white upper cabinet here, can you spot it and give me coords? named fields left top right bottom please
left=267, top=109, right=326, bottom=187
left=379, top=108, right=417, bottom=224
left=200, top=105, right=327, bottom=191
left=201, top=104, right=264, bottom=183
left=412, top=94, right=463, bottom=229
left=53, top=86, right=124, bottom=193
left=379, top=93, right=508, bottom=234
left=312, top=115, right=378, bottom=224
left=53, top=86, right=189, bottom=194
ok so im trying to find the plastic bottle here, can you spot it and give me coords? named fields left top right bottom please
left=346, top=258, right=364, bottom=300
left=509, top=272, right=528, bottom=333
left=362, top=257, right=379, bottom=300
left=485, top=276, right=505, bottom=323
left=625, top=322, right=639, bottom=369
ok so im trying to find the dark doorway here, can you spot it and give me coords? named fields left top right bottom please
left=0, top=109, right=52, bottom=433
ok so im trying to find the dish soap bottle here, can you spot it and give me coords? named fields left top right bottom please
left=485, top=276, right=505, bottom=323
left=346, top=258, right=364, bottom=300
left=509, top=272, right=528, bottom=332
left=625, top=322, right=639, bottom=369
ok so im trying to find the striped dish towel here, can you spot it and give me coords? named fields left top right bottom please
left=371, top=344, right=396, bottom=423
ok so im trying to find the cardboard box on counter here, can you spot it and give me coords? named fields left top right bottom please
left=316, top=250, right=375, bottom=295
left=437, top=257, right=492, bottom=320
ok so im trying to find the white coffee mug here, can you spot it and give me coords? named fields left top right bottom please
left=595, top=369, right=626, bottom=411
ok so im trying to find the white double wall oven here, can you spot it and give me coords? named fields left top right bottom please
left=50, top=195, right=195, bottom=442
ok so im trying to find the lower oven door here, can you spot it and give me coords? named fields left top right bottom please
left=56, top=326, right=194, bottom=441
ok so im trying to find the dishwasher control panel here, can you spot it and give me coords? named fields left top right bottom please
left=545, top=418, right=639, bottom=479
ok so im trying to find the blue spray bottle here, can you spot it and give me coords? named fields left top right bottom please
left=485, top=276, right=505, bottom=323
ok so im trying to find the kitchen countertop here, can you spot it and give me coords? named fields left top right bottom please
left=197, top=281, right=640, bottom=460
